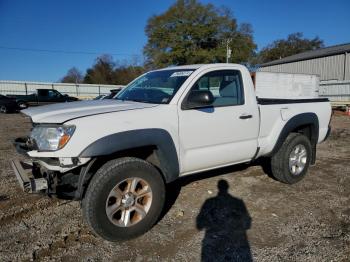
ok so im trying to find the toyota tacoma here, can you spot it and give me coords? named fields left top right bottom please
left=11, top=64, right=331, bottom=241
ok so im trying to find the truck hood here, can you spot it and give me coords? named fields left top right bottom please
left=22, top=100, right=158, bottom=123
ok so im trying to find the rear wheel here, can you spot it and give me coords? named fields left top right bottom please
left=17, top=101, right=28, bottom=109
left=270, top=133, right=312, bottom=184
left=82, top=157, right=165, bottom=241
left=0, top=105, right=7, bottom=114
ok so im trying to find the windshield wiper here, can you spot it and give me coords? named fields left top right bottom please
left=125, top=99, right=157, bottom=104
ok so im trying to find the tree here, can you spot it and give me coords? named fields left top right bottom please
left=143, top=0, right=256, bottom=68
left=84, top=54, right=116, bottom=84
left=113, top=66, right=146, bottom=85
left=81, top=55, right=146, bottom=85
left=61, top=67, right=83, bottom=83
left=257, top=33, right=324, bottom=64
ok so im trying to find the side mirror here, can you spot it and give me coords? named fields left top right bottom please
left=183, top=90, right=214, bottom=109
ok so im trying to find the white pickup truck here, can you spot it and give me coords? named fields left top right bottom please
left=11, top=63, right=331, bottom=241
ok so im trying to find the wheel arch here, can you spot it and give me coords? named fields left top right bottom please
left=17, top=100, right=28, bottom=108
left=269, top=113, right=319, bottom=164
left=78, top=128, right=179, bottom=184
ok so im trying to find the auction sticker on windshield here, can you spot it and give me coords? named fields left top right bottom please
left=170, top=71, right=193, bottom=77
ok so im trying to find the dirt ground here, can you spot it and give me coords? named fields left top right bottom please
left=0, top=113, right=349, bottom=261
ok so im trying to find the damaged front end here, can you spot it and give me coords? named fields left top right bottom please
left=11, top=159, right=48, bottom=193
left=12, top=136, right=92, bottom=199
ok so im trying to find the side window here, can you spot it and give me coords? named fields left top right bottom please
left=190, top=70, right=244, bottom=107
left=47, top=90, right=58, bottom=98
left=53, top=90, right=62, bottom=97
left=38, top=89, right=48, bottom=97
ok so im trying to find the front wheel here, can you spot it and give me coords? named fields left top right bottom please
left=82, top=157, right=165, bottom=241
left=270, top=133, right=312, bottom=184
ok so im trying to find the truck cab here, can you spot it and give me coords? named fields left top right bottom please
left=36, top=89, right=70, bottom=104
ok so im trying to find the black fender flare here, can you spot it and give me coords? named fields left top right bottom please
left=79, top=128, right=179, bottom=183
left=269, top=113, right=319, bottom=164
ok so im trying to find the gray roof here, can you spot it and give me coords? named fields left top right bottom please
left=260, top=43, right=350, bottom=67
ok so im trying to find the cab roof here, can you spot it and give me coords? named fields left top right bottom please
left=156, top=63, right=243, bottom=71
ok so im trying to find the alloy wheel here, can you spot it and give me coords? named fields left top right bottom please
left=289, top=144, right=307, bottom=175
left=105, top=177, right=153, bottom=227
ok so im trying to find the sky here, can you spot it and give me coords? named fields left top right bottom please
left=0, top=0, right=349, bottom=82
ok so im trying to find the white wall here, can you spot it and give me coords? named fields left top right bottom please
left=0, top=80, right=124, bottom=98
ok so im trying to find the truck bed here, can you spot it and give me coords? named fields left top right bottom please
left=257, top=97, right=329, bottom=105
left=256, top=97, right=331, bottom=158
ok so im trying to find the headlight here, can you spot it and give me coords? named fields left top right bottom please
left=30, top=125, right=75, bottom=151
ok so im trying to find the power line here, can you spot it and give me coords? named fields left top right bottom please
left=0, top=45, right=142, bottom=57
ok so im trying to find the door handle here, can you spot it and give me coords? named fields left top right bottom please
left=239, top=114, right=253, bottom=119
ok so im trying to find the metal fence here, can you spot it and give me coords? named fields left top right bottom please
left=319, top=80, right=350, bottom=106
left=1, top=79, right=349, bottom=106
left=0, top=80, right=124, bottom=99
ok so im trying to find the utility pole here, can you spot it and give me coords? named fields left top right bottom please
left=226, top=38, right=232, bottom=63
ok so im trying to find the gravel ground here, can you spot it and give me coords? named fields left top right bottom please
left=0, top=113, right=349, bottom=261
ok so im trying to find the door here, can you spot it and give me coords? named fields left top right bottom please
left=37, top=89, right=50, bottom=105
left=38, top=89, right=63, bottom=105
left=178, top=69, right=259, bottom=174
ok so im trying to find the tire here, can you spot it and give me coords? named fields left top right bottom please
left=270, top=133, right=312, bottom=184
left=0, top=105, right=7, bottom=114
left=17, top=101, right=28, bottom=109
left=82, top=157, right=165, bottom=241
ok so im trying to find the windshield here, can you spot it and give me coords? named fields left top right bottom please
left=116, top=69, right=194, bottom=104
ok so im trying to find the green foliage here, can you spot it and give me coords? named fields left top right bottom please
left=113, top=66, right=145, bottom=85
left=82, top=55, right=146, bottom=85
left=84, top=55, right=116, bottom=84
left=61, top=4, right=326, bottom=83
left=257, top=33, right=324, bottom=64
left=143, top=0, right=256, bottom=68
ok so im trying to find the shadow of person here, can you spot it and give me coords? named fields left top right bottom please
left=196, top=180, right=252, bottom=262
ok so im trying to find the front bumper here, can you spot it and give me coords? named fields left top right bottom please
left=11, top=160, right=48, bottom=193
left=11, top=136, right=91, bottom=197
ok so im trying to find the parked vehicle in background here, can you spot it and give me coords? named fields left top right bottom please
left=11, top=64, right=331, bottom=242
left=0, top=95, right=20, bottom=113
left=93, top=88, right=123, bottom=100
left=7, top=89, right=79, bottom=108
left=93, top=94, right=107, bottom=100
left=103, top=88, right=123, bottom=99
